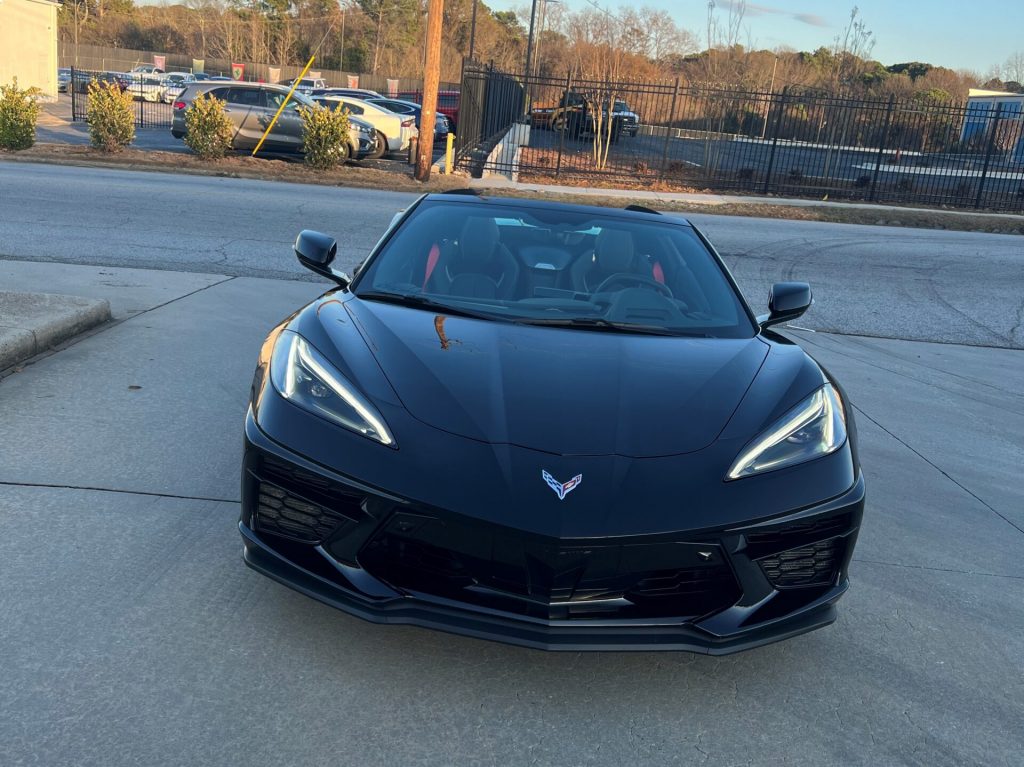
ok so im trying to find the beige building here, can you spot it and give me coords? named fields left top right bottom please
left=0, top=0, right=59, bottom=100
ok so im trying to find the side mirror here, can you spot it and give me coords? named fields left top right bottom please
left=759, top=282, right=812, bottom=330
left=294, top=230, right=349, bottom=287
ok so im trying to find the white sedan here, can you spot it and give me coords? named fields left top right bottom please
left=161, top=73, right=196, bottom=103
left=313, top=96, right=418, bottom=160
left=127, top=76, right=165, bottom=102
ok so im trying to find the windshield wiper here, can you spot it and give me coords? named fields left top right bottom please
left=356, top=291, right=496, bottom=320
left=514, top=317, right=707, bottom=337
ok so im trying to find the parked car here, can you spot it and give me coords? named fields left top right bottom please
left=398, top=89, right=460, bottom=131
left=612, top=100, right=640, bottom=137
left=160, top=72, right=196, bottom=103
left=68, top=71, right=129, bottom=94
left=366, top=97, right=450, bottom=142
left=546, top=90, right=626, bottom=142
left=277, top=77, right=328, bottom=95
left=238, top=193, right=865, bottom=653
left=127, top=76, right=166, bottom=102
left=313, top=96, right=418, bottom=159
left=171, top=82, right=375, bottom=160
left=311, top=87, right=382, bottom=100
left=130, top=64, right=165, bottom=76
left=57, top=68, right=71, bottom=93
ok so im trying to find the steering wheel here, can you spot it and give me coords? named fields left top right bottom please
left=594, top=272, right=673, bottom=298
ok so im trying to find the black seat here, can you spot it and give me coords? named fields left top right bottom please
left=426, top=217, right=520, bottom=299
left=570, top=228, right=653, bottom=293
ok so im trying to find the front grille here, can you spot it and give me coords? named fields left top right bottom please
left=744, top=514, right=851, bottom=555
left=251, top=455, right=365, bottom=545
left=758, top=537, right=843, bottom=588
left=254, top=480, right=355, bottom=544
left=358, top=512, right=741, bottom=621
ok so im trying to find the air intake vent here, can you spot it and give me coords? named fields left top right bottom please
left=254, top=480, right=354, bottom=544
left=758, top=538, right=843, bottom=588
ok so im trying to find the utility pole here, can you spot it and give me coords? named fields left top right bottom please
left=469, top=0, right=478, bottom=61
left=524, top=0, right=539, bottom=79
left=416, top=0, right=445, bottom=181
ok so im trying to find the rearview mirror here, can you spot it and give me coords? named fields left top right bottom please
left=294, top=230, right=349, bottom=287
left=760, top=282, right=812, bottom=330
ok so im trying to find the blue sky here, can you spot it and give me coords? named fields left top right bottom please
left=490, top=0, right=1024, bottom=74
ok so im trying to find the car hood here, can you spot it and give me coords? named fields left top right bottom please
left=340, top=299, right=769, bottom=458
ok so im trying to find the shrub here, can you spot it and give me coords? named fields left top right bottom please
left=788, top=168, right=804, bottom=182
left=736, top=167, right=756, bottom=181
left=633, top=160, right=649, bottom=174
left=894, top=177, right=915, bottom=193
left=184, top=92, right=234, bottom=160
left=0, top=78, right=41, bottom=150
left=299, top=103, right=350, bottom=170
left=853, top=174, right=871, bottom=188
left=87, top=81, right=134, bottom=152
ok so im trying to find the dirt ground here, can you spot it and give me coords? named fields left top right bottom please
left=1, top=144, right=469, bottom=193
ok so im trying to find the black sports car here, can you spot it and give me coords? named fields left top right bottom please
left=240, top=192, right=864, bottom=653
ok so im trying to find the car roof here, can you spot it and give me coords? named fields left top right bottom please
left=420, top=193, right=691, bottom=226
left=368, top=97, right=419, bottom=108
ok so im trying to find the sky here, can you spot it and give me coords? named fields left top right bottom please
left=489, top=0, right=1024, bottom=75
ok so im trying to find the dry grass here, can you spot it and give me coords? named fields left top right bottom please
left=1, top=144, right=469, bottom=193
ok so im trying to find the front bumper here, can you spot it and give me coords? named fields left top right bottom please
left=240, top=411, right=864, bottom=653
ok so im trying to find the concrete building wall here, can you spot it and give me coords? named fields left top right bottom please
left=0, top=0, right=59, bottom=100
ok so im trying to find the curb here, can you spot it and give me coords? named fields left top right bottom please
left=0, top=292, right=112, bottom=373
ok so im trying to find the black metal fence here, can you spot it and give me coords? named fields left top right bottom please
left=70, top=67, right=176, bottom=129
left=457, top=63, right=1024, bottom=212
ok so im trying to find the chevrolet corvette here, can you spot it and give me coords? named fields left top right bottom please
left=239, top=192, right=864, bottom=653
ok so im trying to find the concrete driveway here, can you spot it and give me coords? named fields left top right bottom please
left=0, top=163, right=1022, bottom=766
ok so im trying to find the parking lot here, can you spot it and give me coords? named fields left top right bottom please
left=1, top=162, right=1022, bottom=766
left=40, top=95, right=447, bottom=164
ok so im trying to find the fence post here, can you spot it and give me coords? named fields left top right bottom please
left=554, top=71, right=572, bottom=179
left=70, top=66, right=76, bottom=120
left=658, top=79, right=681, bottom=177
left=763, top=87, right=787, bottom=195
left=869, top=95, right=896, bottom=202
left=974, top=103, right=1003, bottom=209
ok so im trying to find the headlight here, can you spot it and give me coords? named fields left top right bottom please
left=270, top=332, right=396, bottom=447
left=726, top=384, right=846, bottom=480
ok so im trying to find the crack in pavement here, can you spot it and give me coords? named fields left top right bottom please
left=794, top=331, right=1024, bottom=407
left=0, top=480, right=239, bottom=505
left=853, top=404, right=1024, bottom=537
left=0, top=274, right=238, bottom=381
left=852, top=556, right=1024, bottom=581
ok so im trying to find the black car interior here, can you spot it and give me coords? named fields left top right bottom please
left=361, top=204, right=751, bottom=335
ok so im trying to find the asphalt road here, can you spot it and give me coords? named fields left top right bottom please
left=2, top=160, right=1022, bottom=348
left=527, top=128, right=1024, bottom=203
left=1, top=162, right=1023, bottom=766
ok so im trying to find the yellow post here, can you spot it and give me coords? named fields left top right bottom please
left=445, top=132, right=455, bottom=174
left=252, top=55, right=316, bottom=158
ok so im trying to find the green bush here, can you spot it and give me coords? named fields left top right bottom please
left=299, top=103, right=350, bottom=170
left=184, top=92, right=234, bottom=160
left=87, top=81, right=135, bottom=152
left=0, top=78, right=41, bottom=151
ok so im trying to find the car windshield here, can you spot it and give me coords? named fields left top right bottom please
left=355, top=201, right=755, bottom=338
